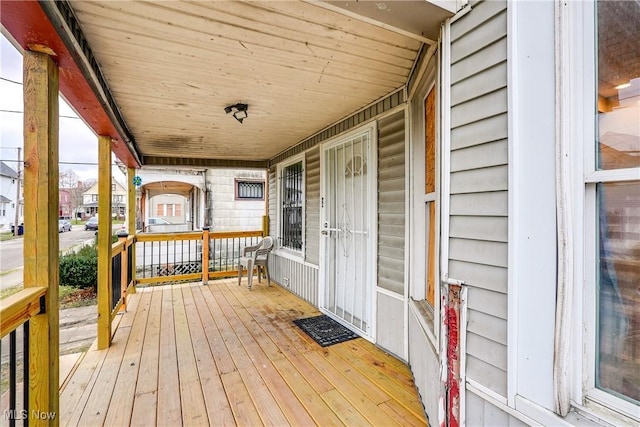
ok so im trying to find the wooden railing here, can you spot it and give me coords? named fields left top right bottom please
left=0, top=287, right=48, bottom=424
left=99, top=228, right=264, bottom=347
left=135, top=228, right=263, bottom=286
left=109, top=234, right=135, bottom=321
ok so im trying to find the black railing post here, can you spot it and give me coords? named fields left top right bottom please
left=117, top=230, right=129, bottom=312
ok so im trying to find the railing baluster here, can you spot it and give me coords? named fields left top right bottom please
left=9, top=329, right=17, bottom=427
left=23, top=321, right=29, bottom=427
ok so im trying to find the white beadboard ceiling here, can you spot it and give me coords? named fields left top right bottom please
left=68, top=0, right=449, bottom=164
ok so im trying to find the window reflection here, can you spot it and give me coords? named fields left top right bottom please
left=597, top=182, right=640, bottom=403
left=597, top=0, right=640, bottom=170
left=596, top=0, right=640, bottom=404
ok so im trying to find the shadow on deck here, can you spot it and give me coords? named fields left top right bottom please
left=60, top=278, right=428, bottom=426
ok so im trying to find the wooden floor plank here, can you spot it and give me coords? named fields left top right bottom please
left=156, top=286, right=182, bottom=426
left=303, top=350, right=400, bottom=426
left=212, top=286, right=291, bottom=426
left=196, top=282, right=238, bottom=375
left=173, top=286, right=209, bottom=426
left=320, top=343, right=393, bottom=404
left=272, top=357, right=345, bottom=426
left=59, top=341, right=103, bottom=426
left=320, top=388, right=371, bottom=427
left=220, top=371, right=264, bottom=427
left=103, top=290, right=152, bottom=426
left=331, top=343, right=426, bottom=418
left=183, top=285, right=236, bottom=427
left=380, top=399, right=429, bottom=427
left=61, top=279, right=429, bottom=427
left=130, top=287, right=162, bottom=427
left=216, top=283, right=319, bottom=426
left=76, top=324, right=131, bottom=425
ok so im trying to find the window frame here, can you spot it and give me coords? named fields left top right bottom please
left=408, top=45, right=442, bottom=347
left=565, top=1, right=640, bottom=422
left=276, top=154, right=305, bottom=257
left=235, top=179, right=265, bottom=201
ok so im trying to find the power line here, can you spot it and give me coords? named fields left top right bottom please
left=0, top=159, right=120, bottom=167
left=0, top=108, right=81, bottom=120
left=0, top=76, right=22, bottom=85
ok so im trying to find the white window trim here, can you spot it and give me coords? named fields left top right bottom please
left=408, top=40, right=443, bottom=353
left=566, top=1, right=640, bottom=424
left=275, top=154, right=305, bottom=258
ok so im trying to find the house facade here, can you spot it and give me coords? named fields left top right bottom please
left=265, top=2, right=639, bottom=426
left=0, top=161, right=19, bottom=231
left=1, top=1, right=637, bottom=426
left=136, top=167, right=267, bottom=232
left=81, top=178, right=127, bottom=219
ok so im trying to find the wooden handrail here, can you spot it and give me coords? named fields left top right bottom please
left=135, top=230, right=263, bottom=243
left=0, top=286, right=47, bottom=338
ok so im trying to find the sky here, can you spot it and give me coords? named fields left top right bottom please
left=0, top=34, right=125, bottom=184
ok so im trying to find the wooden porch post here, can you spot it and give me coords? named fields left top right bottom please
left=23, top=50, right=60, bottom=426
left=202, top=226, right=210, bottom=284
left=97, top=135, right=113, bottom=349
left=127, top=167, right=136, bottom=294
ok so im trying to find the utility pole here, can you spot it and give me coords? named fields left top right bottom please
left=14, top=147, right=21, bottom=236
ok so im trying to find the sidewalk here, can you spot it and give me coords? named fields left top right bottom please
left=0, top=266, right=23, bottom=291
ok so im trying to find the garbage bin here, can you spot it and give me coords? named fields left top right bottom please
left=11, top=224, right=24, bottom=235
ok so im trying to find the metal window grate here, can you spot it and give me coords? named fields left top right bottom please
left=237, top=181, right=264, bottom=199
left=281, top=161, right=303, bottom=250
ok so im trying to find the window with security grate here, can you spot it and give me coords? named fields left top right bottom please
left=236, top=180, right=264, bottom=200
left=280, top=161, right=303, bottom=251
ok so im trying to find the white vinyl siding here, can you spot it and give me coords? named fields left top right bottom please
left=449, top=0, right=509, bottom=398
left=267, top=166, right=277, bottom=237
left=377, top=111, right=406, bottom=295
left=305, top=147, right=321, bottom=266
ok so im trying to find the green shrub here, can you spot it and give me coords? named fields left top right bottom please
left=59, top=244, right=98, bottom=290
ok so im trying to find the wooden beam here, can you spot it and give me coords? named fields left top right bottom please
left=22, top=50, right=60, bottom=426
left=97, top=135, right=113, bottom=349
left=202, top=227, right=210, bottom=285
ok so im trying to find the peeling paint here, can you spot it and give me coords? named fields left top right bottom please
left=445, top=284, right=461, bottom=427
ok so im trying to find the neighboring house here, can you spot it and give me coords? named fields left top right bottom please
left=136, top=167, right=266, bottom=232
left=59, top=188, right=72, bottom=219
left=0, top=161, right=19, bottom=231
left=151, top=194, right=185, bottom=224
left=81, top=178, right=127, bottom=219
left=208, top=169, right=266, bottom=232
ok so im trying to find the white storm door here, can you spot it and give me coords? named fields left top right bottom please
left=321, top=128, right=375, bottom=337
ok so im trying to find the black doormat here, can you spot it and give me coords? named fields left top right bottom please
left=293, top=315, right=359, bottom=347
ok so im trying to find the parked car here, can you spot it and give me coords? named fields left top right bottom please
left=58, top=219, right=72, bottom=232
left=85, top=216, right=98, bottom=231
left=148, top=217, right=170, bottom=225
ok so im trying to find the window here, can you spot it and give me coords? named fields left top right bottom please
left=278, top=157, right=304, bottom=252
left=590, top=0, right=639, bottom=409
left=425, top=86, right=437, bottom=307
left=156, top=203, right=182, bottom=216
left=236, top=180, right=264, bottom=200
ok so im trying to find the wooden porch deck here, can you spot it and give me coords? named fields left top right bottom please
left=59, top=279, right=428, bottom=426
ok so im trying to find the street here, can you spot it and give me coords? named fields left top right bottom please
left=0, top=225, right=96, bottom=272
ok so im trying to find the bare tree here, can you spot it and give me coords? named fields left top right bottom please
left=59, top=169, right=95, bottom=220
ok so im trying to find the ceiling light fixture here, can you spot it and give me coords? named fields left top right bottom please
left=224, top=103, right=248, bottom=123
left=614, top=82, right=631, bottom=90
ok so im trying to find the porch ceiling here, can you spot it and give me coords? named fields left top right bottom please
left=143, top=181, right=194, bottom=198
left=1, top=0, right=453, bottom=169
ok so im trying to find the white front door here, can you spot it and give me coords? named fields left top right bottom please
left=321, top=126, right=376, bottom=338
